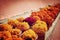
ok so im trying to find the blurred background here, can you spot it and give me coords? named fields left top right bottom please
left=0, top=0, right=60, bottom=40
left=0, top=0, right=60, bottom=19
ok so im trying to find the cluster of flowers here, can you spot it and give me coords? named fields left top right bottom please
left=0, top=3, right=60, bottom=40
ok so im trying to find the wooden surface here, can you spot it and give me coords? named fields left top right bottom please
left=48, top=19, right=60, bottom=40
